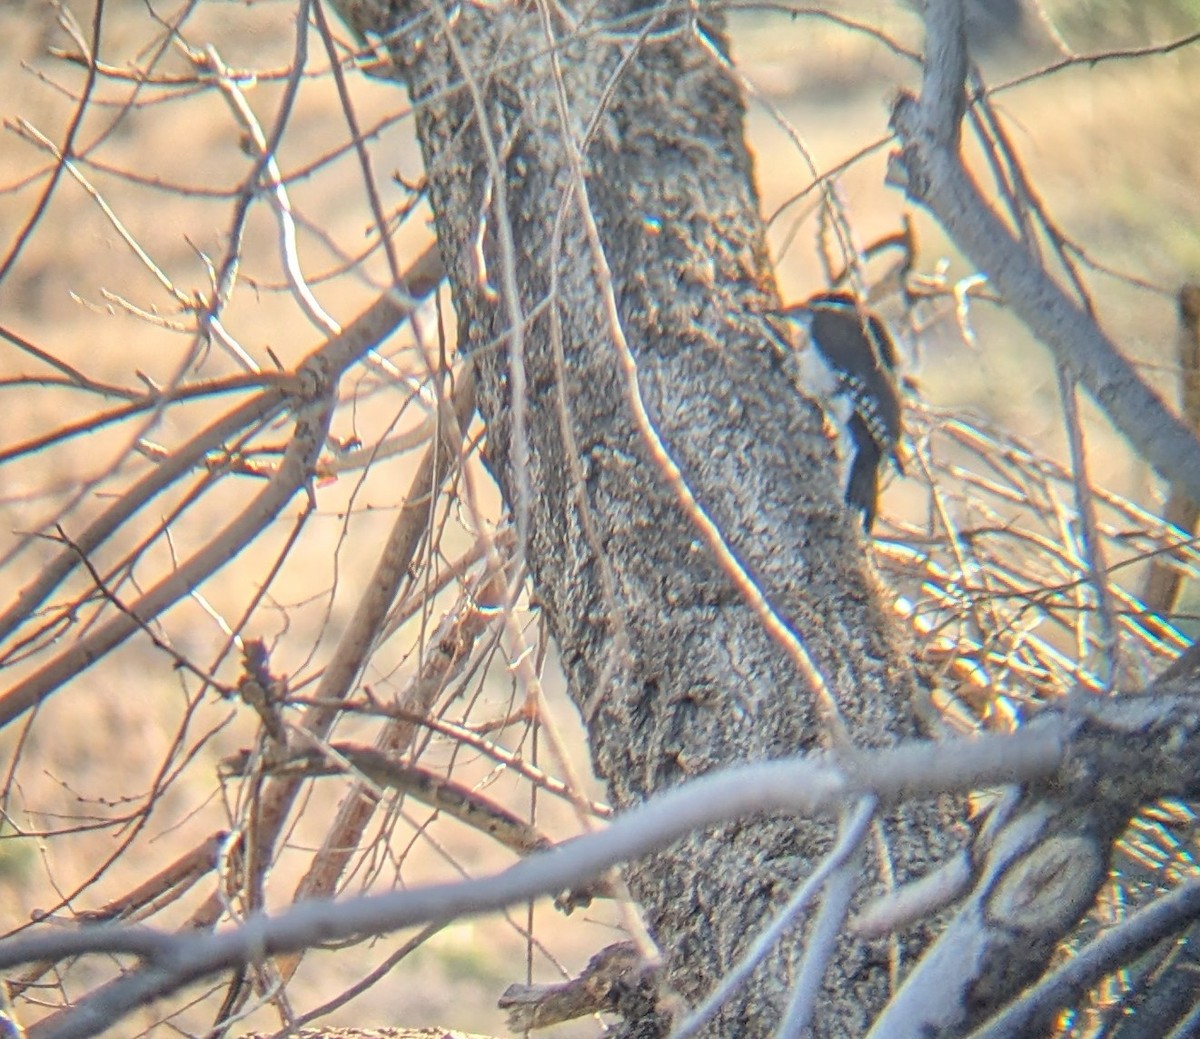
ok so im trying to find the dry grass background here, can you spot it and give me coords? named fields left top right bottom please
left=0, top=0, right=1199, bottom=1036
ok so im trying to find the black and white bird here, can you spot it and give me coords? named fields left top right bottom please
left=769, top=291, right=905, bottom=531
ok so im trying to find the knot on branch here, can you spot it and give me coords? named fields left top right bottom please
left=985, top=832, right=1105, bottom=933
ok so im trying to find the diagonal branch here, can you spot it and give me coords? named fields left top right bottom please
left=0, top=288, right=416, bottom=729
left=889, top=0, right=1200, bottom=502
left=2, top=723, right=1068, bottom=1039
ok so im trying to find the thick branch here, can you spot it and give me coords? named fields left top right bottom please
left=12, top=686, right=1200, bottom=1039
left=890, top=0, right=1200, bottom=501
left=869, top=685, right=1200, bottom=1037
left=0, top=727, right=1066, bottom=1039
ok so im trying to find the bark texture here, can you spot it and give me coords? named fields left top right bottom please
left=329, top=2, right=957, bottom=1033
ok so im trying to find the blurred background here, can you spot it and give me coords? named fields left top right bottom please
left=1, top=0, right=1199, bottom=1035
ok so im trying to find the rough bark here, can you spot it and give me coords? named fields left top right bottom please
left=329, top=2, right=956, bottom=1033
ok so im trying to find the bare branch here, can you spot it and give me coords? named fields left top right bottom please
left=966, top=877, right=1200, bottom=1039
left=0, top=290, right=414, bottom=727
left=890, top=0, right=1200, bottom=503
left=1, top=726, right=1067, bottom=1039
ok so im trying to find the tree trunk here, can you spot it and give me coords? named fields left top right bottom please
left=329, top=3, right=956, bottom=1033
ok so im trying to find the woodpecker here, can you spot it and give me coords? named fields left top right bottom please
left=769, top=291, right=905, bottom=531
